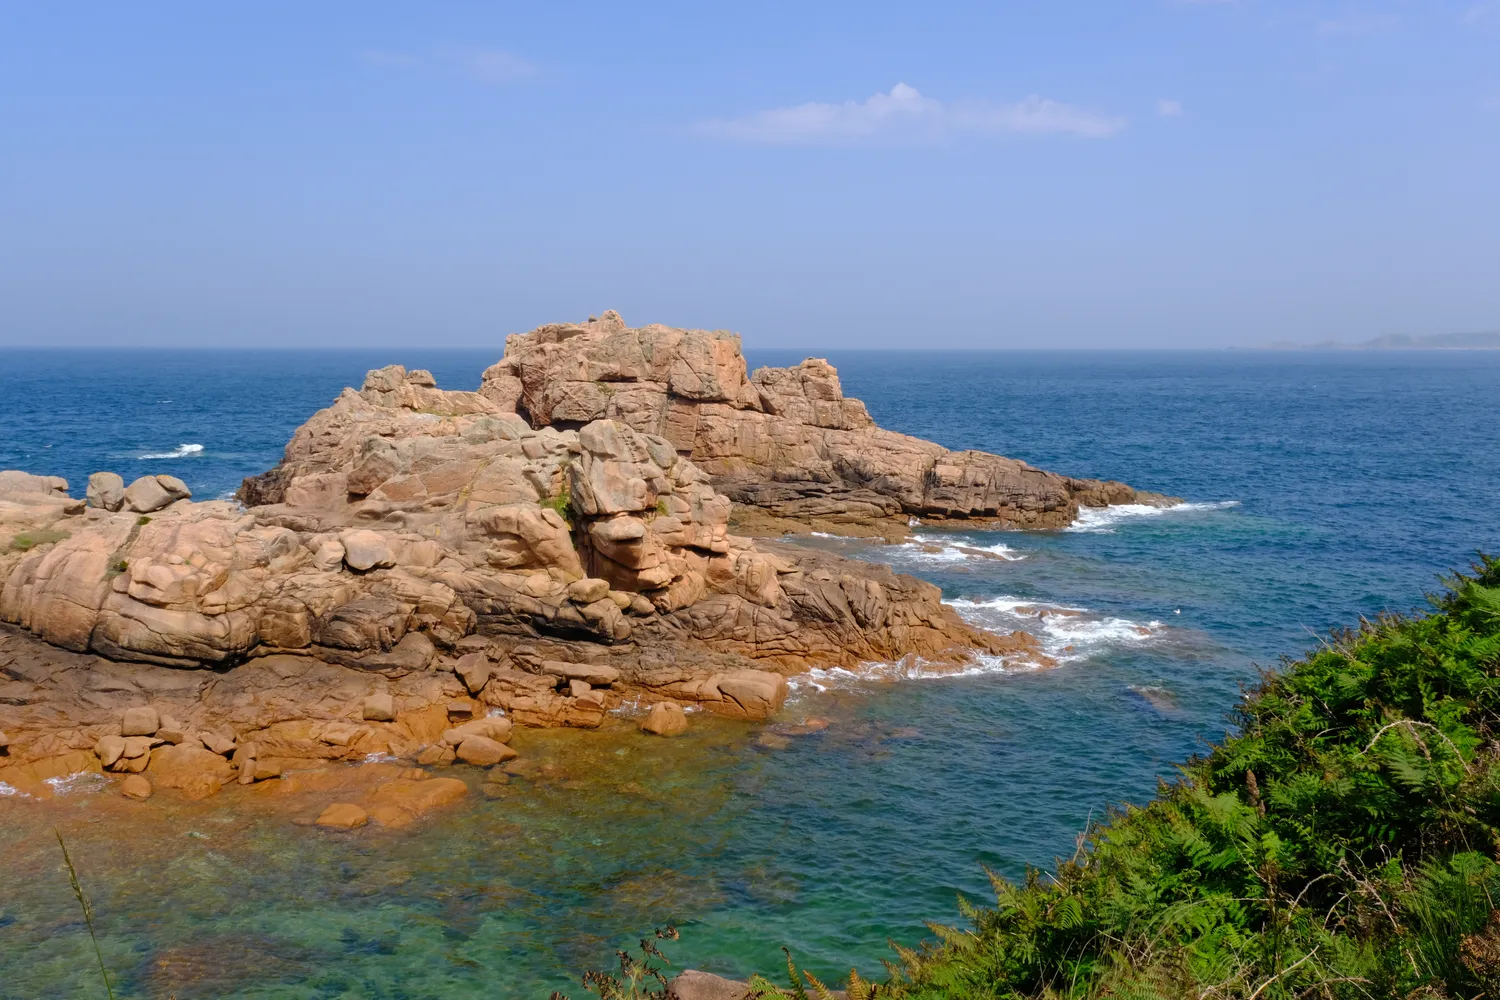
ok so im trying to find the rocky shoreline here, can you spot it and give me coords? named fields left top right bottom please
left=0, top=312, right=1175, bottom=816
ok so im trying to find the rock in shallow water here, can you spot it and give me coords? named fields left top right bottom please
left=366, top=777, right=467, bottom=828
left=640, top=702, right=688, bottom=737
left=120, top=773, right=152, bottom=800
left=315, top=802, right=368, bottom=829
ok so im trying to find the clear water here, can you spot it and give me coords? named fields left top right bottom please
left=2, top=349, right=1498, bottom=998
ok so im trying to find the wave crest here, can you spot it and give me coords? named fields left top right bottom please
left=951, top=596, right=1164, bottom=662
left=138, top=443, right=204, bottom=460
left=1066, top=500, right=1240, bottom=534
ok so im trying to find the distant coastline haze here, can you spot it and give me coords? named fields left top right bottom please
left=1, top=2, right=1496, bottom=349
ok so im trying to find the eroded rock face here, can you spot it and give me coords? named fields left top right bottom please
left=484, top=311, right=1175, bottom=532
left=0, top=312, right=1165, bottom=773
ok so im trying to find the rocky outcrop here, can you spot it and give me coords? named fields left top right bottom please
left=0, top=311, right=1166, bottom=788
left=480, top=310, right=1174, bottom=534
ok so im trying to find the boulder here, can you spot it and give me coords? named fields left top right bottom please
left=86, top=472, right=126, bottom=511
left=94, top=734, right=126, bottom=768
left=0, top=470, right=70, bottom=499
left=120, top=774, right=153, bottom=801
left=366, top=777, right=468, bottom=828
left=566, top=577, right=612, bottom=604
left=200, top=731, right=236, bottom=756
left=362, top=692, right=395, bottom=722
left=415, top=743, right=456, bottom=766
left=340, top=529, right=395, bottom=572
left=455, top=735, right=515, bottom=766
left=712, top=670, right=789, bottom=720
left=441, top=716, right=513, bottom=746
left=123, top=476, right=174, bottom=514
left=454, top=652, right=492, bottom=695
left=640, top=702, right=689, bottom=737
left=148, top=743, right=234, bottom=799
left=667, top=971, right=752, bottom=1000
left=315, top=802, right=369, bottom=829
left=156, top=475, right=191, bottom=501
left=121, top=706, right=160, bottom=736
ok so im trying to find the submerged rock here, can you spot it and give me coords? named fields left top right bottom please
left=315, top=802, right=368, bottom=829
left=640, top=701, right=688, bottom=737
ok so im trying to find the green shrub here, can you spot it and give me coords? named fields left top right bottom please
left=879, top=556, right=1500, bottom=999
left=7, top=528, right=69, bottom=552
left=542, top=477, right=574, bottom=529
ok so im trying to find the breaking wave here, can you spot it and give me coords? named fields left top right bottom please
left=883, top=538, right=1027, bottom=565
left=789, top=652, right=1039, bottom=693
left=138, top=443, right=204, bottom=460
left=1066, top=500, right=1240, bottom=534
left=951, top=596, right=1165, bottom=663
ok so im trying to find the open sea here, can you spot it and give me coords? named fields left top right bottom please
left=2, top=348, right=1498, bottom=998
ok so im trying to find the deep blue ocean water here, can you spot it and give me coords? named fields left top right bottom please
left=2, top=348, right=1498, bottom=998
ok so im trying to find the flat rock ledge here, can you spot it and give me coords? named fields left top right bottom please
left=0, top=311, right=1170, bottom=797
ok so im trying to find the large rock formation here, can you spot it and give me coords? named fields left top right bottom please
left=468, top=310, right=1172, bottom=535
left=0, top=311, right=1165, bottom=783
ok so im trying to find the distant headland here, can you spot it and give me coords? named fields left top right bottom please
left=1253, top=331, right=1500, bottom=350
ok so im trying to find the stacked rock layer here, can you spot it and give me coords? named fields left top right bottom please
left=0, top=312, right=1170, bottom=792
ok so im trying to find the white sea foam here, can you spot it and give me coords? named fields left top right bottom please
left=0, top=781, right=24, bottom=798
left=951, top=596, right=1164, bottom=662
left=44, top=771, right=106, bottom=796
left=138, top=443, right=205, bottom=460
left=788, top=594, right=1165, bottom=693
left=1065, top=500, right=1240, bottom=534
left=789, top=652, right=1038, bottom=693
left=885, top=538, right=1028, bottom=565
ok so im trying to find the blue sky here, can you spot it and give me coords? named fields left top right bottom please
left=1, top=1, right=1496, bottom=348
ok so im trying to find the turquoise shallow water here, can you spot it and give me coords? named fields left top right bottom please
left=2, top=349, right=1499, bottom=997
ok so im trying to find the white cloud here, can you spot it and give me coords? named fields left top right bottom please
left=1157, top=98, right=1185, bottom=117
left=695, top=83, right=1127, bottom=146
left=359, top=47, right=532, bottom=83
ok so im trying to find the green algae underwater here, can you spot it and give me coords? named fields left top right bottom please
left=16, top=563, right=1500, bottom=999
left=6, top=350, right=1500, bottom=997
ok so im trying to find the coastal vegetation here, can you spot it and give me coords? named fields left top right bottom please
left=725, top=557, right=1500, bottom=999
left=6, top=527, right=68, bottom=552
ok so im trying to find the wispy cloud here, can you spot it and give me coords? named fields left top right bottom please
left=359, top=47, right=533, bottom=83
left=451, top=49, right=533, bottom=83
left=695, top=83, right=1127, bottom=147
left=1316, top=13, right=1400, bottom=35
left=1157, top=98, right=1185, bottom=117
left=1463, top=3, right=1500, bottom=26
